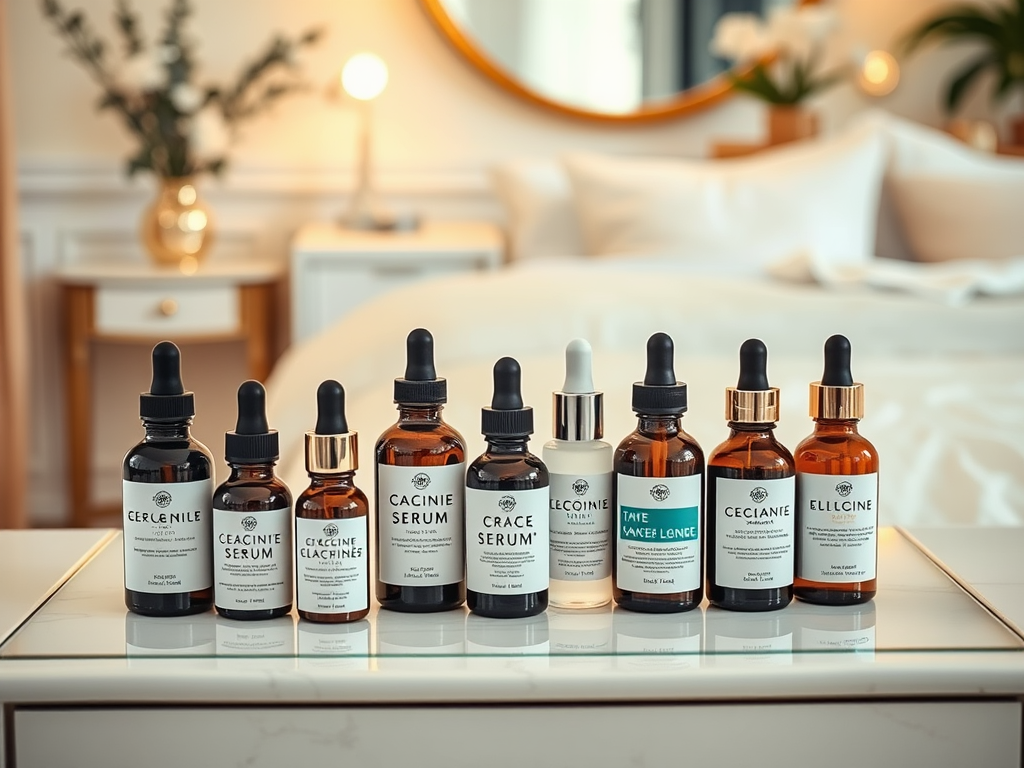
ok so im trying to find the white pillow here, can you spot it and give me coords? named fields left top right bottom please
left=878, top=113, right=1024, bottom=263
left=490, top=159, right=584, bottom=261
left=563, top=122, right=887, bottom=270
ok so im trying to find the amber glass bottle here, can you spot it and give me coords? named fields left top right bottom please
left=375, top=329, right=466, bottom=612
left=707, top=339, right=795, bottom=612
left=613, top=333, right=704, bottom=614
left=213, top=380, right=292, bottom=621
left=295, top=380, right=370, bottom=623
left=794, top=335, right=879, bottom=606
left=123, top=341, right=214, bottom=617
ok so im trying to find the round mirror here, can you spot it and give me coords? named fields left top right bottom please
left=422, top=0, right=803, bottom=123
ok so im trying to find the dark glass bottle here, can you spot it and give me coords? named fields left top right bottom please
left=123, top=341, right=214, bottom=617
left=707, top=339, right=795, bottom=612
left=295, top=380, right=370, bottom=623
left=613, top=333, right=704, bottom=614
left=466, top=357, right=549, bottom=619
left=375, top=329, right=466, bottom=612
left=213, top=380, right=292, bottom=621
left=794, top=335, right=879, bottom=606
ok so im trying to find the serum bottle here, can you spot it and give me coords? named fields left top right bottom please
left=295, top=381, right=370, bottom=623
left=614, top=333, right=704, bottom=613
left=707, top=339, right=795, bottom=612
left=543, top=339, right=613, bottom=609
left=213, top=380, right=292, bottom=621
left=123, top=341, right=214, bottom=617
left=375, top=328, right=466, bottom=612
left=466, top=357, right=550, bottom=618
left=795, top=335, right=878, bottom=605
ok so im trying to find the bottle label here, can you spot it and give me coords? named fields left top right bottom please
left=466, top=487, right=549, bottom=595
left=213, top=507, right=292, bottom=611
left=377, top=462, right=465, bottom=586
left=123, top=478, right=213, bottom=594
left=797, top=472, right=878, bottom=583
left=615, top=473, right=701, bottom=594
left=713, top=476, right=795, bottom=589
left=296, top=516, right=368, bottom=614
left=549, top=471, right=612, bottom=581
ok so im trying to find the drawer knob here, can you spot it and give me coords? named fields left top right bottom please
left=158, top=299, right=179, bottom=317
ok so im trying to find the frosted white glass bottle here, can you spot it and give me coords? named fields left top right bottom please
left=543, top=339, right=613, bottom=608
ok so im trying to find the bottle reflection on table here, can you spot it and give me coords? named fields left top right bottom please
left=214, top=614, right=296, bottom=665
left=296, top=618, right=371, bottom=671
left=612, top=607, right=703, bottom=670
left=466, top=612, right=550, bottom=670
left=795, top=601, right=877, bottom=660
left=376, top=608, right=467, bottom=671
left=124, top=611, right=216, bottom=665
left=548, top=606, right=613, bottom=667
left=705, top=609, right=794, bottom=666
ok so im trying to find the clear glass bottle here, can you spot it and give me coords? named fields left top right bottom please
left=543, top=339, right=612, bottom=608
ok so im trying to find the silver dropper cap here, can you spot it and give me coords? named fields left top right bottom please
left=553, top=339, right=604, bottom=441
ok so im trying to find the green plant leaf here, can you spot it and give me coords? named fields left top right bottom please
left=945, top=54, right=993, bottom=112
left=729, top=64, right=787, bottom=104
left=902, top=9, right=1004, bottom=54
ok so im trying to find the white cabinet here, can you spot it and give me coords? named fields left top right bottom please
left=289, top=221, right=503, bottom=344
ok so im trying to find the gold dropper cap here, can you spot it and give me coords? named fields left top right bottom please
left=726, top=387, right=779, bottom=423
left=305, top=431, right=358, bottom=474
left=809, top=382, right=864, bottom=420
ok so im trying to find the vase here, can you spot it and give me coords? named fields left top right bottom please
left=767, top=106, right=819, bottom=146
left=141, top=177, right=213, bottom=268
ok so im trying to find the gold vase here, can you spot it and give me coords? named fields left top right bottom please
left=141, top=177, right=213, bottom=268
left=767, top=105, right=819, bottom=146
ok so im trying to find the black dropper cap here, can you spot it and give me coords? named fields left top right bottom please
left=737, top=339, right=770, bottom=391
left=140, top=340, right=196, bottom=422
left=315, top=380, right=349, bottom=435
left=821, top=334, right=855, bottom=386
left=481, top=357, right=534, bottom=438
left=631, top=333, right=688, bottom=415
left=394, top=328, right=447, bottom=404
left=225, top=380, right=278, bottom=464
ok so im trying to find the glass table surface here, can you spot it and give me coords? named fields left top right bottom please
left=1, top=528, right=1020, bottom=661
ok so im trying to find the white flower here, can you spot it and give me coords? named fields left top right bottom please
left=119, top=52, right=165, bottom=92
left=711, top=13, right=771, bottom=63
left=767, top=5, right=840, bottom=63
left=191, top=105, right=231, bottom=158
left=170, top=84, right=204, bottom=114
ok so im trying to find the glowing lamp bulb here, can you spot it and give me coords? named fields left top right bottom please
left=341, top=53, right=389, bottom=101
left=858, top=50, right=899, bottom=97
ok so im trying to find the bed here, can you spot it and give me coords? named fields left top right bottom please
left=266, top=112, right=1024, bottom=527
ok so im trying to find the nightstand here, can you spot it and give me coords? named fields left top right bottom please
left=56, top=259, right=284, bottom=527
left=290, top=221, right=504, bottom=343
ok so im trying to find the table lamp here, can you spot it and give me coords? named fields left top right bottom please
left=340, top=52, right=417, bottom=231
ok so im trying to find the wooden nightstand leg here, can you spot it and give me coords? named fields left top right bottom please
left=240, top=284, right=274, bottom=383
left=64, top=285, right=95, bottom=528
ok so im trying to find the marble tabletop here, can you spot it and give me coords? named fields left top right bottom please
left=1, top=527, right=1023, bottom=706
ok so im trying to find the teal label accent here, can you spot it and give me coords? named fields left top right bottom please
left=619, top=506, right=699, bottom=543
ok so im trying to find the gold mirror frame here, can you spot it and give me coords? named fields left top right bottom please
left=420, top=0, right=815, bottom=124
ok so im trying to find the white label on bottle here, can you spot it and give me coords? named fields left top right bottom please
left=549, top=471, right=613, bottom=581
left=797, top=472, right=878, bottom=583
left=296, top=516, right=368, bottom=614
left=213, top=507, right=292, bottom=611
left=377, top=462, right=465, bottom=586
left=615, top=473, right=701, bottom=594
left=123, top=478, right=213, bottom=593
left=713, top=476, right=795, bottom=589
left=466, top=487, right=549, bottom=595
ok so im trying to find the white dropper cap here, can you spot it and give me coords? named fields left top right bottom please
left=553, top=338, right=603, bottom=441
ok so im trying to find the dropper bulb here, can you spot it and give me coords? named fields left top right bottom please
left=821, top=334, right=855, bottom=386
left=315, top=380, right=349, bottom=435
left=562, top=338, right=595, bottom=394
left=737, top=338, right=770, bottom=391
left=643, top=332, right=676, bottom=386
left=235, top=380, right=269, bottom=435
left=404, top=328, right=437, bottom=381
left=150, top=341, right=184, bottom=395
left=491, top=357, right=524, bottom=410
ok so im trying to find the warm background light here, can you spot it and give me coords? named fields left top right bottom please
left=341, top=52, right=389, bottom=101
left=859, top=50, right=899, bottom=97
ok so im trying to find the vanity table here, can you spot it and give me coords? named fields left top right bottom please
left=2, top=527, right=1023, bottom=768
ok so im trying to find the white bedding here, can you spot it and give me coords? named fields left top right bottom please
left=267, top=264, right=1024, bottom=527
